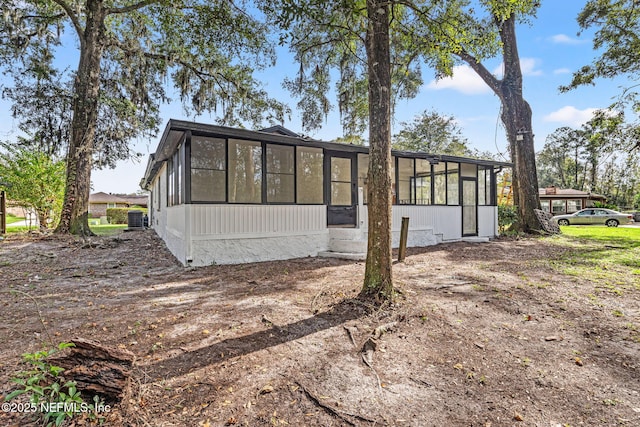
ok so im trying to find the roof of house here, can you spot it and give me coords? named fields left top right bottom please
left=89, top=192, right=148, bottom=206
left=259, top=125, right=301, bottom=137
left=538, top=187, right=606, bottom=199
left=89, top=192, right=129, bottom=204
left=141, top=120, right=513, bottom=189
left=118, top=195, right=148, bottom=207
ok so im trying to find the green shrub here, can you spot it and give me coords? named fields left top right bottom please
left=4, top=342, right=108, bottom=426
left=106, top=207, right=148, bottom=224
left=498, top=204, right=519, bottom=234
left=593, top=201, right=619, bottom=210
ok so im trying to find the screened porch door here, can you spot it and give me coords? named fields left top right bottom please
left=462, top=178, right=477, bottom=236
left=326, top=152, right=357, bottom=227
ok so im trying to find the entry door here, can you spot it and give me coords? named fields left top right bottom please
left=462, top=178, right=477, bottom=236
left=326, top=152, right=357, bottom=226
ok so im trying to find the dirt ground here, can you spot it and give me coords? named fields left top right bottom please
left=0, top=230, right=639, bottom=426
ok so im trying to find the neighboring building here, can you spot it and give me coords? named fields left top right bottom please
left=88, top=192, right=148, bottom=218
left=140, top=120, right=512, bottom=266
left=118, top=194, right=149, bottom=208
left=539, top=186, right=607, bottom=215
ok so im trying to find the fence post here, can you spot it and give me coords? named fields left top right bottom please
left=398, top=216, right=409, bottom=262
left=0, top=190, right=5, bottom=235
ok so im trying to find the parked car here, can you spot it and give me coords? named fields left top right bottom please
left=553, top=208, right=634, bottom=227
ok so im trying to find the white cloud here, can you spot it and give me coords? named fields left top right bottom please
left=427, top=58, right=543, bottom=95
left=492, top=57, right=542, bottom=78
left=426, top=65, right=491, bottom=95
left=543, top=106, right=599, bottom=127
left=520, top=58, right=543, bottom=76
left=553, top=68, right=571, bottom=75
left=549, top=34, right=588, bottom=45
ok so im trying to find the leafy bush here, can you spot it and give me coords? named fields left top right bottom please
left=106, top=207, right=148, bottom=224
left=4, top=342, right=107, bottom=426
left=593, top=201, right=619, bottom=210
left=0, top=143, right=66, bottom=230
left=498, top=204, right=519, bottom=234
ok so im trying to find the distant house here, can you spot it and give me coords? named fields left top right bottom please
left=118, top=194, right=149, bottom=208
left=140, top=120, right=511, bottom=266
left=539, top=186, right=606, bottom=215
left=88, top=192, right=148, bottom=218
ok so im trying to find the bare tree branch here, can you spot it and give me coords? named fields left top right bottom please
left=50, top=0, right=83, bottom=41
left=456, top=49, right=502, bottom=97
left=106, top=0, right=158, bottom=15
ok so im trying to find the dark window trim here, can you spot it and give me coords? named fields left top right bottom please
left=461, top=176, right=478, bottom=237
left=184, top=131, right=192, bottom=204
left=180, top=131, right=502, bottom=210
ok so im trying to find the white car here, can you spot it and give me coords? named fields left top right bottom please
left=553, top=208, right=634, bottom=227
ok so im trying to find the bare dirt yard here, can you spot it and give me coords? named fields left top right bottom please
left=1, top=230, right=639, bottom=426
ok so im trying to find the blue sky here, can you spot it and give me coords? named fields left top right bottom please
left=2, top=1, right=633, bottom=194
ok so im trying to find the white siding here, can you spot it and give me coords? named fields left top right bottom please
left=147, top=187, right=498, bottom=266
left=150, top=164, right=168, bottom=239
left=149, top=164, right=188, bottom=264
left=190, top=204, right=326, bottom=237
left=360, top=205, right=463, bottom=241
left=478, top=206, right=498, bottom=237
left=184, top=205, right=329, bottom=265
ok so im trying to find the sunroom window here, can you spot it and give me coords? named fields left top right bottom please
left=434, top=162, right=446, bottom=205
left=191, top=136, right=226, bottom=202
left=447, top=162, right=459, bottom=206
left=266, top=144, right=295, bottom=203
left=296, top=147, right=324, bottom=204
left=415, top=159, right=431, bottom=205
left=228, top=139, right=262, bottom=203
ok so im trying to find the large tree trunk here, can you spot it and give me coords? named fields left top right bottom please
left=501, top=94, right=541, bottom=231
left=56, top=0, right=106, bottom=236
left=497, top=17, right=541, bottom=232
left=361, top=0, right=394, bottom=302
left=459, top=14, right=541, bottom=233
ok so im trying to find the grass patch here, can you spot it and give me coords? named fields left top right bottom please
left=5, top=214, right=25, bottom=225
left=5, top=225, right=35, bottom=233
left=559, top=226, right=640, bottom=247
left=4, top=223, right=127, bottom=236
left=89, top=224, right=128, bottom=236
left=545, top=226, right=640, bottom=289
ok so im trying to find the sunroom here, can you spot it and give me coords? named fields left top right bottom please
left=140, top=120, right=511, bottom=266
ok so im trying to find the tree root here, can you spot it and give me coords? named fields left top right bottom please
left=295, top=381, right=379, bottom=426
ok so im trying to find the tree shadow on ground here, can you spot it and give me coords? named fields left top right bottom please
left=139, top=298, right=371, bottom=383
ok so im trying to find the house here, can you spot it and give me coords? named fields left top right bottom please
left=88, top=192, right=148, bottom=218
left=539, top=186, right=606, bottom=215
left=117, top=194, right=149, bottom=208
left=140, top=120, right=512, bottom=266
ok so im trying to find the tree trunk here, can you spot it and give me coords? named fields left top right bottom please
left=500, top=93, right=541, bottom=232
left=457, top=14, right=542, bottom=233
left=56, top=0, right=106, bottom=236
left=36, top=209, right=49, bottom=232
left=48, top=338, right=135, bottom=403
left=361, top=0, right=394, bottom=302
left=498, top=16, right=541, bottom=232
